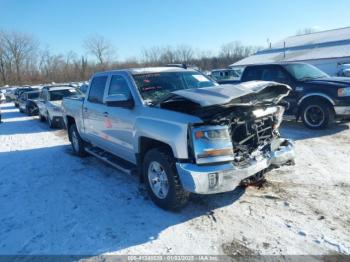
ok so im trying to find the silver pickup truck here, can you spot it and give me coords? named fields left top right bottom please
left=62, top=67, right=295, bottom=210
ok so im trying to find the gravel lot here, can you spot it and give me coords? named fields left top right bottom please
left=0, top=102, right=349, bottom=256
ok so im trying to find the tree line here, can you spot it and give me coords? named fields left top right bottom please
left=0, top=30, right=261, bottom=86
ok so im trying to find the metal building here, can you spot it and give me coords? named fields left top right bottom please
left=231, top=27, right=350, bottom=76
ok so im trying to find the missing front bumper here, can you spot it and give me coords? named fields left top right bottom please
left=176, top=138, right=295, bottom=194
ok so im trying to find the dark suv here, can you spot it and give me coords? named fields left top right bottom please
left=232, top=62, right=350, bottom=129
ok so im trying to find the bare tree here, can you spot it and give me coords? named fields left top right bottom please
left=141, top=46, right=162, bottom=65
left=2, top=31, right=38, bottom=83
left=176, top=45, right=194, bottom=63
left=0, top=31, right=9, bottom=84
left=159, top=46, right=177, bottom=64
left=0, top=28, right=260, bottom=86
left=219, top=41, right=261, bottom=66
left=84, top=34, right=115, bottom=65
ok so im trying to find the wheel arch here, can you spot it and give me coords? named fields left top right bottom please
left=137, top=137, right=174, bottom=182
left=297, top=93, right=335, bottom=117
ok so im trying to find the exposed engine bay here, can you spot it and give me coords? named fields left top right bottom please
left=159, top=82, right=290, bottom=165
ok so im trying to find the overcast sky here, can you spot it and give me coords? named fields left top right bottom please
left=1, top=0, right=349, bottom=60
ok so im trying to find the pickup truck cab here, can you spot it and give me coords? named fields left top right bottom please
left=230, top=62, right=350, bottom=129
left=37, top=85, right=79, bottom=128
left=62, top=67, right=295, bottom=210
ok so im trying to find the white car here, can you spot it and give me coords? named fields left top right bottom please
left=0, top=92, right=5, bottom=103
left=37, top=86, right=79, bottom=128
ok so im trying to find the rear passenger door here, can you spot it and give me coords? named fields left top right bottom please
left=83, top=75, right=108, bottom=147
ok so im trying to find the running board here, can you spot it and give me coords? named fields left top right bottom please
left=85, top=146, right=137, bottom=176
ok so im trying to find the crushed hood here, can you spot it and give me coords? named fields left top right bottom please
left=171, top=81, right=291, bottom=107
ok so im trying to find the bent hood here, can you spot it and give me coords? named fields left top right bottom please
left=171, top=81, right=291, bottom=107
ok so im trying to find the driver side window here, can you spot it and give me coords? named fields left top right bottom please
left=108, top=75, right=131, bottom=99
left=261, top=67, right=290, bottom=84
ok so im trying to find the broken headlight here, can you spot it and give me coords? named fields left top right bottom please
left=191, top=125, right=234, bottom=164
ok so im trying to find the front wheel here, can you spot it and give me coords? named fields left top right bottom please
left=301, top=100, right=334, bottom=129
left=69, top=124, right=87, bottom=157
left=143, top=148, right=189, bottom=211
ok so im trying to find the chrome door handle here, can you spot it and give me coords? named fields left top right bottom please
left=83, top=107, right=88, bottom=112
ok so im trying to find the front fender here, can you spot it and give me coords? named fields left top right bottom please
left=134, top=118, right=190, bottom=159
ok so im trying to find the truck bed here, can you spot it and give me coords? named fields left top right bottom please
left=62, top=96, right=84, bottom=129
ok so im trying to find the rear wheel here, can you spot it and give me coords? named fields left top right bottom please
left=69, top=124, right=87, bottom=157
left=143, top=148, right=189, bottom=210
left=301, top=100, right=334, bottom=129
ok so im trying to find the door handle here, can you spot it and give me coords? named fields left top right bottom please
left=103, top=112, right=109, bottom=117
left=83, top=107, right=88, bottom=112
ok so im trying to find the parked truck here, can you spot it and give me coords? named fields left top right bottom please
left=62, top=67, right=295, bottom=210
left=37, top=85, right=79, bottom=128
left=227, top=62, right=350, bottom=129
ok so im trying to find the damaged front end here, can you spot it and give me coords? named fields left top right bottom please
left=162, top=82, right=296, bottom=194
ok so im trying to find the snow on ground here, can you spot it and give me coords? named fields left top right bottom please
left=0, top=102, right=349, bottom=256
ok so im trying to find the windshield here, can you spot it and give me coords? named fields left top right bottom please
left=132, top=71, right=217, bottom=104
left=283, top=64, right=329, bottom=81
left=49, top=89, right=77, bottom=101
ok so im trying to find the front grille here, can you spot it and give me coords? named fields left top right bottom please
left=230, top=115, right=274, bottom=165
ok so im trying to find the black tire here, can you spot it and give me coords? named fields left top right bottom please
left=69, top=124, right=87, bottom=157
left=301, top=100, right=334, bottom=129
left=39, top=114, right=46, bottom=122
left=143, top=147, right=189, bottom=211
left=26, top=105, right=33, bottom=116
